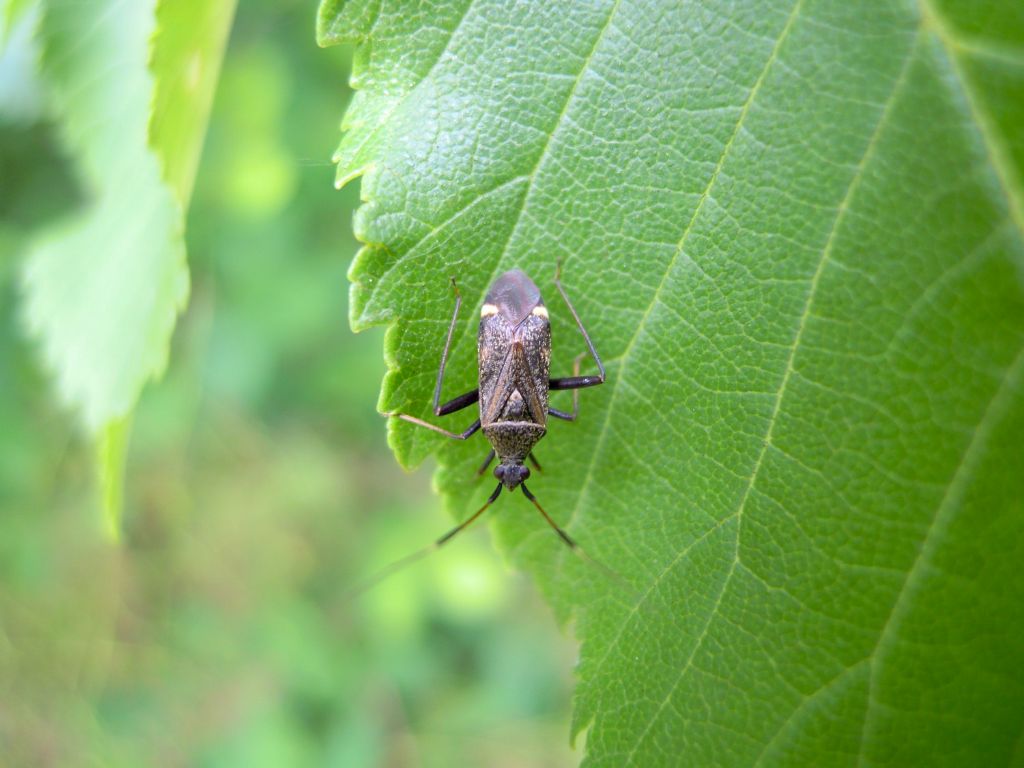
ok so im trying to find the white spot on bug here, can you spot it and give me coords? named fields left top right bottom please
left=531, top=305, right=548, bottom=319
left=481, top=303, right=499, bottom=317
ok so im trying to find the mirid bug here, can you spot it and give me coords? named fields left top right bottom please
left=370, top=264, right=607, bottom=581
left=391, top=264, right=604, bottom=547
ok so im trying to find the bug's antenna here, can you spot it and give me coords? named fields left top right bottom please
left=519, top=483, right=635, bottom=596
left=343, top=482, right=504, bottom=600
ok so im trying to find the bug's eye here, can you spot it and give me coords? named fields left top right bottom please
left=493, top=466, right=505, bottom=481
left=520, top=466, right=531, bottom=481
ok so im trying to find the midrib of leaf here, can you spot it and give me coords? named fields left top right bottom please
left=562, top=1, right=806, bottom=749
left=629, top=8, right=1020, bottom=759
left=580, top=488, right=735, bottom=689
left=919, top=0, right=1024, bottom=235
left=620, top=3, right=852, bottom=758
left=750, top=225, right=1014, bottom=767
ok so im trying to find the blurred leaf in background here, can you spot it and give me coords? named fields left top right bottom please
left=17, top=0, right=233, bottom=536
left=1, top=0, right=578, bottom=765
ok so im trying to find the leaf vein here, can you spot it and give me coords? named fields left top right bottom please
left=364, top=174, right=529, bottom=328
left=855, top=342, right=1024, bottom=766
left=560, top=0, right=807, bottom=545
left=622, top=544, right=741, bottom=767
left=618, top=19, right=920, bottom=762
left=918, top=0, right=1024, bottom=237
left=752, top=659, right=870, bottom=766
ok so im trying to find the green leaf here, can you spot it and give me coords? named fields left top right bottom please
left=150, top=0, right=236, bottom=204
left=25, top=0, right=185, bottom=430
left=21, top=0, right=234, bottom=534
left=1, top=0, right=34, bottom=41
left=96, top=414, right=130, bottom=543
left=320, top=1, right=1024, bottom=765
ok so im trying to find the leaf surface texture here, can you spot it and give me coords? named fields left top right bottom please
left=320, top=1, right=1024, bottom=764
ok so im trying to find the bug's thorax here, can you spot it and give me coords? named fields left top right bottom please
left=477, top=270, right=552, bottom=467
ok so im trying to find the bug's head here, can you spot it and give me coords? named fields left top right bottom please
left=494, top=463, right=530, bottom=490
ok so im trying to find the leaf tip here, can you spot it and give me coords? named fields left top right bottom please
left=97, top=415, right=132, bottom=544
left=335, top=161, right=371, bottom=190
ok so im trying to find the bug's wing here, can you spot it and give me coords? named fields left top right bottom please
left=511, top=342, right=548, bottom=424
left=478, top=312, right=512, bottom=419
left=481, top=344, right=517, bottom=425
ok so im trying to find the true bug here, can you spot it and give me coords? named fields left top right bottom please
left=386, top=263, right=606, bottom=559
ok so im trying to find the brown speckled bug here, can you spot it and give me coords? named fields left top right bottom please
left=388, top=263, right=605, bottom=550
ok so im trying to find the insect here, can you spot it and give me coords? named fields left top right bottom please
left=386, top=263, right=606, bottom=557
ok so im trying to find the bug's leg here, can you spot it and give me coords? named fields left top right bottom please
left=343, top=482, right=503, bottom=599
left=550, top=263, right=605, bottom=390
left=437, top=482, right=503, bottom=545
left=475, top=448, right=496, bottom=477
left=389, top=388, right=478, bottom=434
left=387, top=392, right=477, bottom=434
left=391, top=414, right=481, bottom=441
left=528, top=452, right=543, bottom=472
left=387, top=278, right=480, bottom=431
left=436, top=388, right=479, bottom=415
left=431, top=277, right=471, bottom=416
left=549, top=353, right=584, bottom=420
left=521, top=483, right=636, bottom=595
left=520, top=483, right=576, bottom=548
left=549, top=376, right=602, bottom=391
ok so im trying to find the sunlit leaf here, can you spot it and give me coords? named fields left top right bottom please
left=25, top=0, right=182, bottom=430
left=1, top=0, right=34, bottom=42
left=21, top=0, right=234, bottom=534
left=150, top=0, right=236, bottom=203
left=320, top=0, right=1024, bottom=764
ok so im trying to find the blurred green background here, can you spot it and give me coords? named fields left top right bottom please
left=0, top=1, right=577, bottom=765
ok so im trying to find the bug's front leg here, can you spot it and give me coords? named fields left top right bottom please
left=431, top=277, right=475, bottom=416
